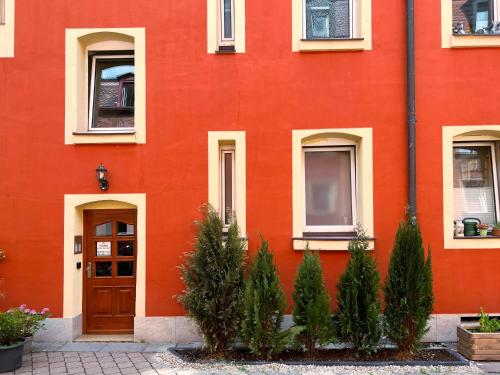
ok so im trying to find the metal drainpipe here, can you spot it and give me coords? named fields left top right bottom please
left=407, top=0, right=417, bottom=221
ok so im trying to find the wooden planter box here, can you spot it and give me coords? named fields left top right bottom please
left=457, top=325, right=500, bottom=360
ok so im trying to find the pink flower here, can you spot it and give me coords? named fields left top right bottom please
left=24, top=308, right=31, bottom=314
left=19, top=304, right=27, bottom=310
left=29, top=309, right=37, bottom=315
left=41, top=308, right=49, bottom=314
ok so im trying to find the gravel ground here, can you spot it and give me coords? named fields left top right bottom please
left=155, top=350, right=485, bottom=375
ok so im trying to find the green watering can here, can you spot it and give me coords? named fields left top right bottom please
left=462, top=217, right=481, bottom=236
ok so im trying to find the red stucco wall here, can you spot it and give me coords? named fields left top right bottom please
left=0, top=0, right=498, bottom=319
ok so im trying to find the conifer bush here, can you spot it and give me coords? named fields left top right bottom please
left=241, top=238, right=299, bottom=359
left=178, top=204, right=246, bottom=356
left=337, top=225, right=382, bottom=355
left=384, top=219, right=433, bottom=355
left=292, top=248, right=333, bottom=353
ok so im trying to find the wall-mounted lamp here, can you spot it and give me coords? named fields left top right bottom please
left=96, top=163, right=109, bottom=191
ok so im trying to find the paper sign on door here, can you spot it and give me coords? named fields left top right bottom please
left=96, top=242, right=112, bottom=257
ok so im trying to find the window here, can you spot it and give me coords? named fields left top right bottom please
left=220, top=0, right=235, bottom=46
left=304, top=0, right=354, bottom=39
left=221, top=147, right=235, bottom=226
left=65, top=28, right=146, bottom=144
left=453, top=143, right=499, bottom=225
left=208, top=131, right=246, bottom=236
left=207, top=0, right=245, bottom=53
left=292, top=0, right=371, bottom=51
left=89, top=53, right=135, bottom=131
left=303, top=147, right=356, bottom=232
left=0, top=0, right=14, bottom=58
left=292, top=128, right=374, bottom=251
left=452, top=0, right=500, bottom=35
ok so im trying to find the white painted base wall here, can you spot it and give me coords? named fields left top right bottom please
left=34, top=314, right=472, bottom=344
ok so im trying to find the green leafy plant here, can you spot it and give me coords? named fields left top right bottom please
left=15, top=305, right=51, bottom=337
left=242, top=238, right=300, bottom=359
left=292, top=247, right=333, bottom=353
left=337, top=225, right=382, bottom=355
left=479, top=308, right=500, bottom=333
left=0, top=310, right=26, bottom=346
left=384, top=219, right=433, bottom=356
left=178, top=204, right=246, bottom=356
left=494, top=223, right=500, bottom=230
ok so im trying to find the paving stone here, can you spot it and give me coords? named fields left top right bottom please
left=67, top=367, right=85, bottom=375
left=120, top=367, right=140, bottom=375
left=49, top=362, right=66, bottom=369
left=82, top=362, right=100, bottom=368
left=49, top=367, right=68, bottom=375
left=117, top=361, right=134, bottom=369
left=99, top=362, right=118, bottom=369
left=83, top=368, right=104, bottom=375
left=101, top=367, right=121, bottom=375
left=32, top=368, right=50, bottom=375
left=132, top=363, right=151, bottom=370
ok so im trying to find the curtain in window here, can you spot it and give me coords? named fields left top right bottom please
left=305, top=150, right=353, bottom=226
left=453, top=145, right=497, bottom=225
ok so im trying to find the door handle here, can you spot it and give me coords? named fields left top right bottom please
left=86, top=262, right=92, bottom=278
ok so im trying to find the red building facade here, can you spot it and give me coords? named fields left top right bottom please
left=0, top=0, right=499, bottom=342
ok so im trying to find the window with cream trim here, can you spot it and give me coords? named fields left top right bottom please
left=292, top=128, right=374, bottom=251
left=303, top=0, right=355, bottom=39
left=207, top=0, right=245, bottom=53
left=220, top=0, right=235, bottom=48
left=221, top=146, right=235, bottom=226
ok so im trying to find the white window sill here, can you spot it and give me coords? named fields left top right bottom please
left=298, top=37, right=369, bottom=52
left=449, top=34, right=500, bottom=48
left=70, top=131, right=138, bottom=145
left=293, top=236, right=375, bottom=251
left=446, top=236, right=500, bottom=249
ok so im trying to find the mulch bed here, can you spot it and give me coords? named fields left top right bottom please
left=171, top=347, right=468, bottom=366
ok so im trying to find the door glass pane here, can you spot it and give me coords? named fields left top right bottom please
left=117, top=262, right=134, bottom=277
left=117, top=222, right=134, bottom=236
left=91, top=57, right=135, bottom=129
left=305, top=149, right=353, bottom=226
left=453, top=145, right=497, bottom=225
left=95, top=222, right=112, bottom=236
left=95, top=262, right=112, bottom=277
left=118, top=241, right=134, bottom=256
left=305, top=0, right=350, bottom=39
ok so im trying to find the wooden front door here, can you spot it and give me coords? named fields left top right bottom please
left=83, top=209, right=137, bottom=334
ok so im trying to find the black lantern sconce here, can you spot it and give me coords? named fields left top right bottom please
left=96, top=163, right=109, bottom=191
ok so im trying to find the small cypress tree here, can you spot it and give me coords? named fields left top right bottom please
left=384, top=219, right=433, bottom=356
left=336, top=225, right=382, bottom=355
left=178, top=204, right=246, bottom=356
left=241, top=238, right=297, bottom=359
left=292, top=247, right=333, bottom=353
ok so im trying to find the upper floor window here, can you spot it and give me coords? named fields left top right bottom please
left=304, top=0, right=354, bottom=39
left=220, top=0, right=235, bottom=46
left=89, top=53, right=135, bottom=131
left=453, top=0, right=500, bottom=35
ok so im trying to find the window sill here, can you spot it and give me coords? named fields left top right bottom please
left=298, top=37, right=369, bottom=52
left=449, top=34, right=500, bottom=48
left=453, top=235, right=500, bottom=239
left=70, top=131, right=138, bottom=144
left=216, top=45, right=236, bottom=54
left=446, top=236, right=500, bottom=249
left=293, top=236, right=375, bottom=251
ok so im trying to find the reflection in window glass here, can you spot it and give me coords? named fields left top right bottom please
left=452, top=0, right=497, bottom=34
left=118, top=241, right=134, bottom=256
left=117, top=222, right=135, bottom=236
left=305, top=0, right=351, bottom=39
left=90, top=56, right=135, bottom=129
left=95, top=222, right=112, bottom=236
left=453, top=144, right=498, bottom=224
left=95, top=262, right=112, bottom=277
left=223, top=0, right=233, bottom=39
left=304, top=149, right=354, bottom=226
left=117, top=261, right=134, bottom=277
left=222, top=151, right=234, bottom=225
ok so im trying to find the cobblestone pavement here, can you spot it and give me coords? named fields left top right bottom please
left=0, top=343, right=490, bottom=375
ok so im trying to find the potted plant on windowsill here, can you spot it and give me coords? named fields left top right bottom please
left=458, top=309, right=500, bottom=360
left=0, top=309, right=26, bottom=372
left=492, top=223, right=500, bottom=237
left=477, top=224, right=489, bottom=237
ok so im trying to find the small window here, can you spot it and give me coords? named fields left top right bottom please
left=303, top=146, right=356, bottom=233
left=453, top=142, right=499, bottom=225
left=220, top=0, right=235, bottom=43
left=89, top=53, right=135, bottom=131
left=0, top=0, right=5, bottom=25
left=221, top=148, right=235, bottom=226
left=304, top=0, right=354, bottom=39
left=452, top=0, right=500, bottom=35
